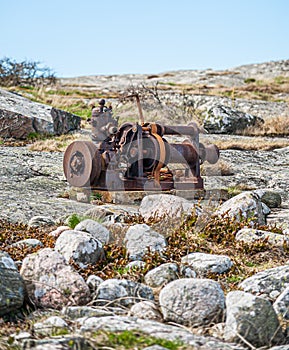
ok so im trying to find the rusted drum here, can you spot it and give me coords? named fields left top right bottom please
left=63, top=141, right=101, bottom=187
left=204, top=144, right=220, bottom=164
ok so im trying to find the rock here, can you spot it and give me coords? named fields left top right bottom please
left=48, top=226, right=70, bottom=238
left=179, top=265, right=197, bottom=278
left=253, top=189, right=282, bottom=208
left=28, top=215, right=56, bottom=227
left=144, top=263, right=179, bottom=288
left=215, top=191, right=269, bottom=225
left=84, top=206, right=114, bottom=220
left=126, top=260, right=146, bottom=270
left=79, top=315, right=244, bottom=349
left=181, top=252, right=233, bottom=275
left=239, top=265, right=289, bottom=299
left=203, top=105, right=263, bottom=134
left=33, top=316, right=69, bottom=336
left=224, top=291, right=284, bottom=348
left=10, top=238, right=43, bottom=249
left=235, top=228, right=288, bottom=247
left=20, top=248, right=90, bottom=309
left=124, top=224, right=167, bottom=260
left=130, top=301, right=162, bottom=321
left=74, top=219, right=112, bottom=245
left=62, top=305, right=120, bottom=319
left=95, top=278, right=154, bottom=307
left=139, top=194, right=198, bottom=223
left=0, top=251, right=25, bottom=316
left=0, top=88, right=80, bottom=139
left=159, top=278, right=225, bottom=326
left=22, top=336, right=90, bottom=350
left=54, top=230, right=105, bottom=268
left=86, top=275, right=104, bottom=292
left=273, top=286, right=289, bottom=320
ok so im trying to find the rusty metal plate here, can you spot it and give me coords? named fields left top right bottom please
left=63, top=141, right=101, bottom=187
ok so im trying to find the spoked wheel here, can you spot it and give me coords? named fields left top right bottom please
left=63, top=141, right=101, bottom=187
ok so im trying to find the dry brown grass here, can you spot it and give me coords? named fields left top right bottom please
left=27, top=133, right=90, bottom=152
left=243, top=116, right=289, bottom=137
left=212, top=137, right=289, bottom=151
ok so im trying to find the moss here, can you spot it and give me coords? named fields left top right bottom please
left=92, top=330, right=185, bottom=349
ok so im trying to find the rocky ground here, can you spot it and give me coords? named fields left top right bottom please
left=1, top=59, right=289, bottom=350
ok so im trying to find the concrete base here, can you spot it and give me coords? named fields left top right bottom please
left=68, top=187, right=230, bottom=205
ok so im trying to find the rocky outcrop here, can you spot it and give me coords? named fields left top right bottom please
left=0, top=88, right=80, bottom=139
left=203, top=105, right=264, bottom=134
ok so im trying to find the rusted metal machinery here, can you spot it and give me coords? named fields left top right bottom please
left=63, top=97, right=219, bottom=191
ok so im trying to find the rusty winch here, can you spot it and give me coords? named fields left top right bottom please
left=63, top=97, right=219, bottom=191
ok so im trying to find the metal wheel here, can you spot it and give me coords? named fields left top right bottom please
left=63, top=141, right=101, bottom=187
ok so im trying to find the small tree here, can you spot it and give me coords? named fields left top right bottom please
left=0, top=57, right=56, bottom=87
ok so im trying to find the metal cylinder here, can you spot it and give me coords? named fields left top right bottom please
left=169, top=143, right=199, bottom=166
left=163, top=124, right=199, bottom=136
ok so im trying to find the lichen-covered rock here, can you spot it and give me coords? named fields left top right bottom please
left=130, top=301, right=162, bottom=321
left=239, top=265, right=289, bottom=298
left=144, top=263, right=179, bottom=288
left=75, top=219, right=112, bottom=245
left=54, top=230, right=105, bottom=268
left=253, top=189, right=282, bottom=208
left=139, top=194, right=199, bottom=223
left=0, top=88, right=81, bottom=139
left=224, top=291, right=284, bottom=347
left=181, top=252, right=233, bottom=275
left=124, top=224, right=167, bottom=260
left=10, top=238, right=43, bottom=249
left=215, top=191, right=269, bottom=224
left=95, top=278, right=154, bottom=307
left=0, top=251, right=25, bottom=316
left=33, top=316, right=69, bottom=336
left=28, top=215, right=56, bottom=227
left=20, top=248, right=90, bottom=309
left=159, top=278, right=225, bottom=326
left=273, top=286, right=289, bottom=320
left=86, top=275, right=104, bottom=293
left=203, top=105, right=263, bottom=134
left=235, top=228, right=288, bottom=246
left=79, top=315, right=244, bottom=349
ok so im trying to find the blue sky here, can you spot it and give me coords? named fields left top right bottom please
left=1, top=0, right=288, bottom=77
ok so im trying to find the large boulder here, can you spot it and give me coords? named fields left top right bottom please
left=224, top=291, right=284, bottom=347
left=0, top=251, right=25, bottom=316
left=54, top=230, right=105, bottom=268
left=215, top=191, right=269, bottom=225
left=20, top=248, right=90, bottom=309
left=159, top=278, right=225, bottom=326
left=203, top=105, right=263, bottom=134
left=0, top=88, right=80, bottom=139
